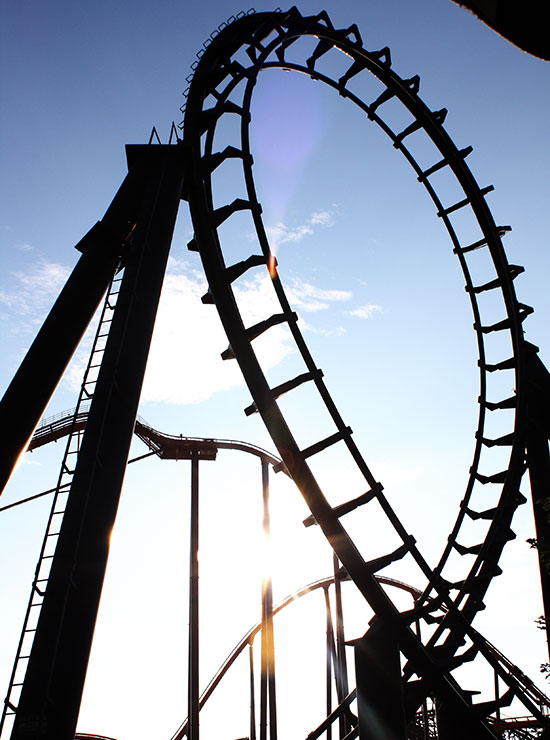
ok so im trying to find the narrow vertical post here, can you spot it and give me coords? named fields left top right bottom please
left=249, top=641, right=257, bottom=740
left=333, top=554, right=349, bottom=738
left=261, top=460, right=277, bottom=740
left=415, top=619, right=429, bottom=740
left=188, top=452, right=200, bottom=740
left=494, top=670, right=500, bottom=723
left=324, top=586, right=334, bottom=740
left=260, top=605, right=268, bottom=740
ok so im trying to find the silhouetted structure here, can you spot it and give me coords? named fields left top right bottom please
left=1, top=8, right=550, bottom=740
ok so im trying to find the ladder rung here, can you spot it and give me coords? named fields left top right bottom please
left=475, top=304, right=532, bottom=334
left=225, top=254, right=267, bottom=284
left=368, top=86, right=394, bottom=116
left=244, top=369, right=324, bottom=416
left=480, top=356, right=515, bottom=372
left=454, top=541, right=484, bottom=556
left=338, top=58, right=367, bottom=89
left=363, top=537, right=415, bottom=574
left=305, top=37, right=336, bottom=71
left=272, top=427, right=352, bottom=474
left=454, top=225, right=511, bottom=254
left=418, top=146, right=472, bottom=181
left=438, top=186, right=493, bottom=217
left=466, top=264, right=524, bottom=294
left=199, top=101, right=247, bottom=136
left=479, top=433, right=514, bottom=448
left=464, top=506, right=497, bottom=521
left=394, top=108, right=447, bottom=147
left=201, top=145, right=248, bottom=174
left=212, top=198, right=260, bottom=228
left=222, top=312, right=297, bottom=360
left=303, top=484, right=383, bottom=527
left=474, top=470, right=508, bottom=484
left=301, top=428, right=352, bottom=460
left=483, top=395, right=516, bottom=410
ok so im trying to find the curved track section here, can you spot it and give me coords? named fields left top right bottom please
left=28, top=407, right=285, bottom=468
left=169, top=573, right=550, bottom=740
left=7, top=410, right=549, bottom=737
left=182, top=7, right=537, bottom=730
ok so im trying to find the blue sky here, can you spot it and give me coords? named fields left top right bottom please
left=1, top=1, right=550, bottom=738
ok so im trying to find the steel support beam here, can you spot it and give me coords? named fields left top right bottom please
left=260, top=460, right=277, bottom=740
left=324, top=587, right=334, bottom=740
left=333, top=555, right=350, bottom=739
left=0, top=162, right=149, bottom=497
left=10, top=144, right=184, bottom=740
left=188, top=452, right=200, bottom=740
left=249, top=642, right=257, bottom=740
left=353, top=621, right=407, bottom=740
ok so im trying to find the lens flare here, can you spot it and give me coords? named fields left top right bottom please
left=267, top=253, right=278, bottom=280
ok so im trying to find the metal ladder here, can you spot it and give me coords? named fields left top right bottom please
left=0, top=268, right=123, bottom=737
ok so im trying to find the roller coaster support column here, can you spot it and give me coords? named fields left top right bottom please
left=11, top=144, right=185, bottom=740
left=260, top=460, right=277, bottom=740
left=323, top=587, right=334, bottom=740
left=0, top=160, right=149, bottom=498
left=188, top=452, right=200, bottom=740
left=353, top=621, right=407, bottom=740
left=525, top=341, right=550, bottom=660
left=249, top=643, right=257, bottom=740
left=333, top=555, right=350, bottom=739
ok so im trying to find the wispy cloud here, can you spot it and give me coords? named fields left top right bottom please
left=309, top=210, right=336, bottom=227
left=1, top=254, right=353, bottom=407
left=264, top=207, right=338, bottom=250
left=139, top=261, right=355, bottom=405
left=285, top=280, right=352, bottom=313
left=0, top=260, right=70, bottom=332
left=348, top=304, right=382, bottom=319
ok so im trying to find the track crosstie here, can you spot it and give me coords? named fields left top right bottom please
left=182, top=7, right=542, bottom=733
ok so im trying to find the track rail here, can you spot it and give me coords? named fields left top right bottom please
left=181, top=7, right=539, bottom=730
left=169, top=573, right=550, bottom=740
left=27, top=408, right=286, bottom=469
left=6, top=409, right=549, bottom=737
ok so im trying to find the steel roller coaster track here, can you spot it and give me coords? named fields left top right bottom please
left=181, top=7, right=550, bottom=737
left=1, top=6, right=550, bottom=740
left=5, top=407, right=550, bottom=738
